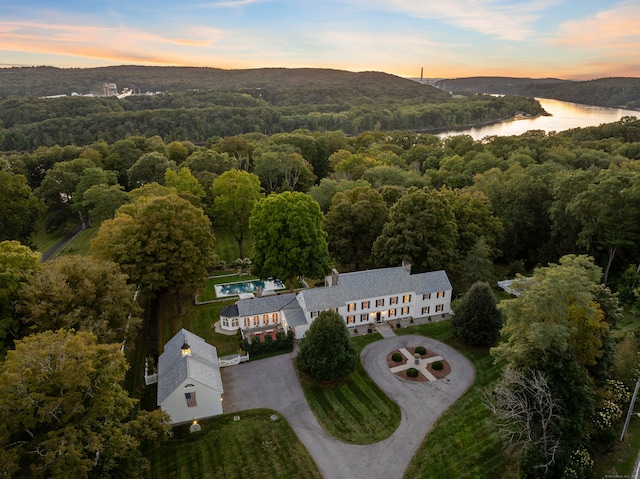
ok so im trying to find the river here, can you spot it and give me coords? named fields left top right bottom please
left=438, top=98, right=640, bottom=140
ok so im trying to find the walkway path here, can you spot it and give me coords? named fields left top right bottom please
left=375, top=322, right=397, bottom=338
left=221, top=335, right=474, bottom=479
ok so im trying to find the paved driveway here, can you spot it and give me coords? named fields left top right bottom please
left=221, top=334, right=474, bottom=479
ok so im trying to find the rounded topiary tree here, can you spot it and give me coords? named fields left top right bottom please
left=392, top=352, right=403, bottom=362
left=451, top=281, right=502, bottom=346
left=415, top=346, right=427, bottom=355
left=407, top=368, right=419, bottom=378
left=296, top=310, right=357, bottom=381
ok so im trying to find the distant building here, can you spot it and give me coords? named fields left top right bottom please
left=103, top=82, right=118, bottom=97
left=220, top=263, right=453, bottom=340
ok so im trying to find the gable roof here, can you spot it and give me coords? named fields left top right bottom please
left=299, top=267, right=452, bottom=312
left=157, top=329, right=223, bottom=405
left=236, top=292, right=298, bottom=317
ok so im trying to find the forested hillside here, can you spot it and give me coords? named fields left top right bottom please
left=437, top=76, right=640, bottom=109
left=0, top=67, right=545, bottom=150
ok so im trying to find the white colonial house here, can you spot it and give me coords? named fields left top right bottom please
left=156, top=329, right=224, bottom=425
left=219, top=262, right=452, bottom=339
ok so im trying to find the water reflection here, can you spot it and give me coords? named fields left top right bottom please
left=438, top=98, right=639, bottom=140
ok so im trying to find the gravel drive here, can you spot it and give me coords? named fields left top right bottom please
left=221, top=334, right=474, bottom=479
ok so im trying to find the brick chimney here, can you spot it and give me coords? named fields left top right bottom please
left=331, top=268, right=339, bottom=286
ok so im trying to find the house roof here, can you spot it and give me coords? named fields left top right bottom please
left=299, top=266, right=452, bottom=312
left=282, top=301, right=308, bottom=327
left=157, top=329, right=223, bottom=405
left=235, top=292, right=298, bottom=317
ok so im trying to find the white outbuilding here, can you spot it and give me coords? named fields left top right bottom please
left=157, top=329, right=224, bottom=425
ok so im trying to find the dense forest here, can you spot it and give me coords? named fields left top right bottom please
left=0, top=66, right=544, bottom=150
left=437, top=76, right=640, bottom=110
left=3, top=66, right=640, bottom=478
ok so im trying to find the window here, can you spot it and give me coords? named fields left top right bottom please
left=390, top=296, right=398, bottom=305
left=376, top=299, right=384, bottom=307
left=185, top=391, right=197, bottom=407
left=360, top=314, right=368, bottom=322
left=348, top=302, right=356, bottom=312
left=347, top=315, right=355, bottom=324
left=422, top=293, right=431, bottom=300
left=361, top=300, right=370, bottom=309
left=436, top=304, right=444, bottom=312
left=243, top=317, right=250, bottom=328
left=389, top=308, right=396, bottom=317
left=222, top=318, right=229, bottom=328
left=273, top=312, right=279, bottom=322
left=310, top=311, right=318, bottom=318
left=231, top=318, right=238, bottom=328
left=437, top=291, right=445, bottom=298
left=422, top=306, right=430, bottom=315
left=253, top=315, right=260, bottom=326
left=402, top=306, right=410, bottom=315
left=331, top=308, right=338, bottom=313
left=403, top=294, right=411, bottom=303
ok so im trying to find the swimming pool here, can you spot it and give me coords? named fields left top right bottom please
left=215, top=278, right=286, bottom=298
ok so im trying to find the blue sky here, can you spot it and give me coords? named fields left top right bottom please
left=1, top=0, right=639, bottom=79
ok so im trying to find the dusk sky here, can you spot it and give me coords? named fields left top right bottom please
left=1, top=0, right=639, bottom=80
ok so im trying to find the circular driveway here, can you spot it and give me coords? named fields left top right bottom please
left=221, top=334, right=474, bottom=479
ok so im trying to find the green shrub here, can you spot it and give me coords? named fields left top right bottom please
left=415, top=346, right=427, bottom=355
left=432, top=360, right=443, bottom=371
left=392, top=352, right=403, bottom=362
left=407, top=368, right=419, bottom=378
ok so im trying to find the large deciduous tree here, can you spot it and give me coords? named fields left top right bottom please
left=211, top=169, right=263, bottom=258
left=452, top=281, right=502, bottom=346
left=0, top=171, right=45, bottom=244
left=296, top=310, right=357, bottom=381
left=91, top=191, right=215, bottom=312
left=0, top=241, right=41, bottom=355
left=249, top=191, right=330, bottom=291
left=490, top=255, right=610, bottom=477
left=323, top=185, right=389, bottom=270
left=16, top=255, right=141, bottom=345
left=372, top=187, right=458, bottom=272
left=0, top=330, right=169, bottom=479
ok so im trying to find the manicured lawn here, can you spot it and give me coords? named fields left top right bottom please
left=297, top=332, right=401, bottom=444
left=158, top=292, right=241, bottom=357
left=397, top=321, right=511, bottom=478
left=213, top=228, right=253, bottom=264
left=593, top=416, right=640, bottom=477
left=144, top=409, right=322, bottom=479
left=30, top=221, right=77, bottom=254
left=59, top=225, right=100, bottom=256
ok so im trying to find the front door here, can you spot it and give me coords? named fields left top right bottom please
left=376, top=312, right=381, bottom=323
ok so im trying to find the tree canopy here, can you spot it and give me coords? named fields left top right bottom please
left=0, top=171, right=44, bottom=244
left=372, top=187, right=458, bottom=272
left=91, top=190, right=215, bottom=310
left=296, top=310, right=357, bottom=381
left=211, top=169, right=263, bottom=258
left=451, top=281, right=502, bottom=346
left=249, top=191, right=330, bottom=291
left=0, top=329, right=169, bottom=479
left=323, top=185, right=389, bottom=270
left=17, top=255, right=142, bottom=345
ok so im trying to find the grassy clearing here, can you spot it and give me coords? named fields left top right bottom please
left=297, top=332, right=401, bottom=444
left=59, top=226, right=100, bottom=256
left=213, top=229, right=253, bottom=264
left=30, top=221, right=77, bottom=254
left=397, top=321, right=511, bottom=478
left=144, top=409, right=322, bottom=479
left=158, top=293, right=241, bottom=356
left=593, top=417, right=640, bottom=477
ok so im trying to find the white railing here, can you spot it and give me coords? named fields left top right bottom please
left=219, top=353, right=250, bottom=367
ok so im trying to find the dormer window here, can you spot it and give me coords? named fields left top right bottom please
left=181, top=342, right=191, bottom=357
